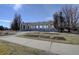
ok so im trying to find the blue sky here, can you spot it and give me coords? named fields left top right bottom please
left=0, top=4, right=63, bottom=28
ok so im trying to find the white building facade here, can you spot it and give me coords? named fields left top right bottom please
left=20, top=21, right=56, bottom=31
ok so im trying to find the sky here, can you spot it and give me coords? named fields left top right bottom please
left=0, top=4, right=63, bottom=28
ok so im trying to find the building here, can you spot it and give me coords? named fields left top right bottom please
left=20, top=21, right=56, bottom=32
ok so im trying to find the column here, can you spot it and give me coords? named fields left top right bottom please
left=21, top=25, right=23, bottom=30
left=38, top=25, right=40, bottom=30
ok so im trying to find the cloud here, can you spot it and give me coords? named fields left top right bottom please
left=0, top=19, right=11, bottom=23
left=13, top=4, right=23, bottom=11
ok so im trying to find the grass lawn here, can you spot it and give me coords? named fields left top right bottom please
left=18, top=32, right=79, bottom=45
left=0, top=40, right=52, bottom=55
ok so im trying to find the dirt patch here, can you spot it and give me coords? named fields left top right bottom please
left=52, top=36, right=66, bottom=40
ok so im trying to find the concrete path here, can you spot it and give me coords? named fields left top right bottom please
left=0, top=32, right=79, bottom=55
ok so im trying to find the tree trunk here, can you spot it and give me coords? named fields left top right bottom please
left=68, top=28, right=70, bottom=32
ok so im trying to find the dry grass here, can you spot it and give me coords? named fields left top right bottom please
left=0, top=31, right=16, bottom=36
left=18, top=32, right=79, bottom=45
left=0, top=40, right=52, bottom=55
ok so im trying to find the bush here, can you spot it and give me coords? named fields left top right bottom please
left=0, top=26, right=4, bottom=30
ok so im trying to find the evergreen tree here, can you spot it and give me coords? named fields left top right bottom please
left=11, top=13, right=22, bottom=31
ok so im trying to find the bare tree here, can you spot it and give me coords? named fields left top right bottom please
left=53, top=12, right=59, bottom=31
left=53, top=12, right=65, bottom=32
left=61, top=5, right=79, bottom=32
